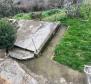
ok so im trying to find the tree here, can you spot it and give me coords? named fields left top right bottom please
left=0, top=0, right=21, bottom=18
left=65, top=0, right=83, bottom=17
left=0, top=20, right=16, bottom=54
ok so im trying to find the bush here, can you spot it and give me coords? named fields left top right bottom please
left=65, top=4, right=91, bottom=19
left=0, top=0, right=21, bottom=18
left=65, top=4, right=81, bottom=18
left=79, top=5, right=91, bottom=20
left=0, top=20, right=16, bottom=50
left=31, top=12, right=42, bottom=20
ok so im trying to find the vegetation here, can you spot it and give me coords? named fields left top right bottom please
left=14, top=13, right=32, bottom=20
left=54, top=5, right=91, bottom=72
left=14, top=5, right=91, bottom=21
left=0, top=20, right=16, bottom=52
left=79, top=5, right=91, bottom=19
left=0, top=0, right=22, bottom=18
left=42, top=9, right=66, bottom=22
left=13, top=9, right=66, bottom=21
left=13, top=4, right=91, bottom=71
left=54, top=18, right=91, bottom=71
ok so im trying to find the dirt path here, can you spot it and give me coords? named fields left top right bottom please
left=19, top=26, right=86, bottom=84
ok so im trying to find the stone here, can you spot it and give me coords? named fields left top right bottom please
left=60, top=78, right=67, bottom=84
left=9, top=20, right=60, bottom=60
left=84, top=65, right=91, bottom=84
left=0, top=49, right=6, bottom=58
left=0, top=59, right=38, bottom=84
left=15, top=20, right=59, bottom=53
left=9, top=47, right=34, bottom=60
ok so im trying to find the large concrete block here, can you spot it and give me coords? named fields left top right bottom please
left=9, top=20, right=60, bottom=60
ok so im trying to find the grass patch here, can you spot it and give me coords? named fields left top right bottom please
left=13, top=9, right=66, bottom=21
left=13, top=13, right=32, bottom=20
left=42, top=10, right=66, bottom=22
left=54, top=17, right=91, bottom=71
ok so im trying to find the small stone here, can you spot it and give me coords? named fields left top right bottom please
left=0, top=49, right=6, bottom=58
left=60, top=78, right=67, bottom=84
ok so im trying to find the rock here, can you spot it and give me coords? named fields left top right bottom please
left=0, top=59, right=38, bottom=84
left=14, top=20, right=59, bottom=53
left=0, top=49, right=6, bottom=58
left=9, top=47, right=34, bottom=60
left=0, top=76, right=11, bottom=84
left=60, top=78, right=67, bottom=84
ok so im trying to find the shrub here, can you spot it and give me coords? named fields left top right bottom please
left=31, top=12, right=42, bottom=20
left=0, top=0, right=21, bottom=18
left=0, top=20, right=16, bottom=51
left=65, top=4, right=91, bottom=19
left=79, top=4, right=91, bottom=20
left=65, top=4, right=81, bottom=18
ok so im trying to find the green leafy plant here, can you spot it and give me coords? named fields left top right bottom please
left=0, top=20, right=16, bottom=53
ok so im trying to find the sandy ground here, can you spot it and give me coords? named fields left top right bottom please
left=18, top=26, right=86, bottom=84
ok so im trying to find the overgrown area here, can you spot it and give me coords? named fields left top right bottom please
left=0, top=0, right=78, bottom=18
left=54, top=5, right=91, bottom=72
left=54, top=17, right=91, bottom=71
left=0, top=20, right=16, bottom=53
left=13, top=8, right=66, bottom=21
left=12, top=4, right=91, bottom=71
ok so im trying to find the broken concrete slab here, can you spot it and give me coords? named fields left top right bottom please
left=15, top=20, right=60, bottom=53
left=0, top=59, right=38, bottom=84
left=9, top=47, right=34, bottom=60
left=9, top=20, right=60, bottom=60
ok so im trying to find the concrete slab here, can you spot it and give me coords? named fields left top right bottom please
left=9, top=20, right=60, bottom=60
left=15, top=20, right=60, bottom=53
left=9, top=47, right=34, bottom=60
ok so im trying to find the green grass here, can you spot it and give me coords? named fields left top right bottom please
left=42, top=10, right=66, bottom=22
left=13, top=13, right=32, bottom=20
left=13, top=9, right=66, bottom=21
left=54, top=17, right=91, bottom=71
